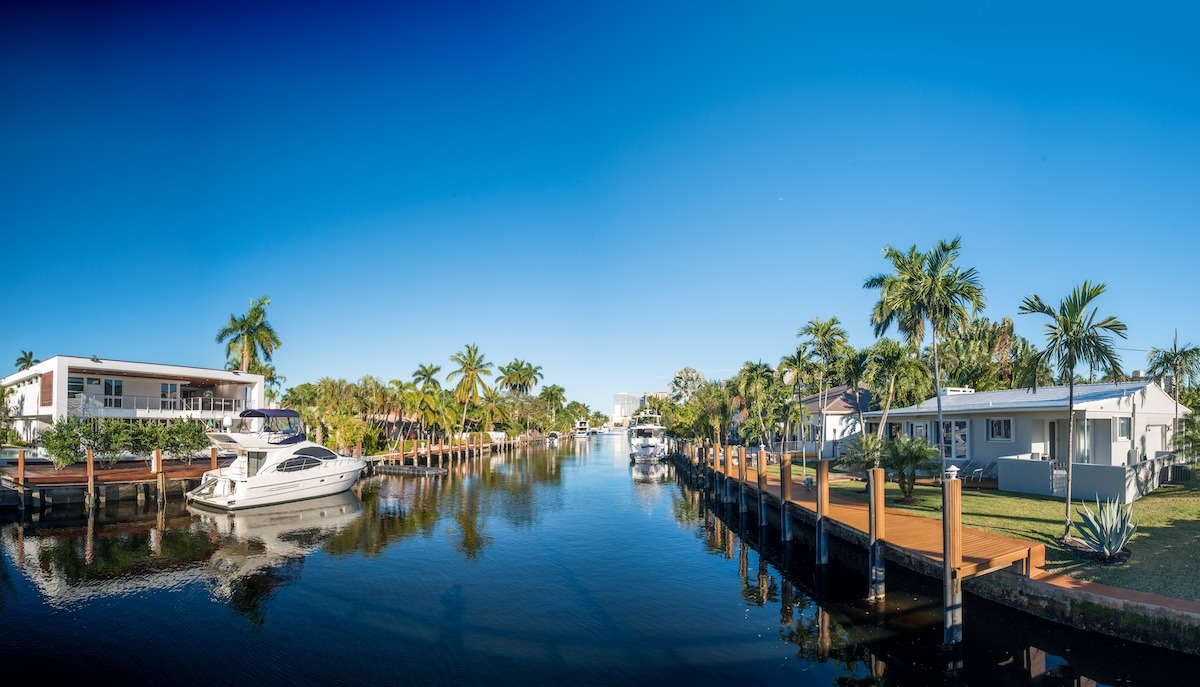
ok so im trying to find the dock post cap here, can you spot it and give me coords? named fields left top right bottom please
left=945, top=465, right=960, bottom=480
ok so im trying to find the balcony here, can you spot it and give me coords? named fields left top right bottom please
left=67, top=394, right=247, bottom=419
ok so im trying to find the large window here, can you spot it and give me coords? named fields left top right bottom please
left=104, top=379, right=123, bottom=408
left=68, top=376, right=85, bottom=399
left=940, top=420, right=969, bottom=459
left=987, top=418, right=1013, bottom=442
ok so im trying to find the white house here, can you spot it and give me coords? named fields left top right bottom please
left=863, top=381, right=1189, bottom=502
left=3, top=355, right=266, bottom=443
left=798, top=383, right=872, bottom=458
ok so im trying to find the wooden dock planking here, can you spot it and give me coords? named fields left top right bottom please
left=726, top=463, right=1045, bottom=581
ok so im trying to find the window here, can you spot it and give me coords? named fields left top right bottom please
left=276, top=456, right=321, bottom=472
left=987, top=418, right=1013, bottom=442
left=296, top=445, right=338, bottom=460
left=104, top=379, right=123, bottom=408
left=1114, top=417, right=1132, bottom=441
left=68, top=376, right=85, bottom=399
left=940, top=420, right=969, bottom=459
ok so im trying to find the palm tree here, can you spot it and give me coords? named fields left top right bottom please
left=864, top=237, right=984, bottom=472
left=1019, top=281, right=1127, bottom=539
left=733, top=361, right=775, bottom=446
left=14, top=350, right=38, bottom=371
left=215, top=296, right=281, bottom=372
left=839, top=346, right=870, bottom=434
left=412, top=363, right=443, bottom=445
left=883, top=436, right=941, bottom=501
left=446, top=344, right=494, bottom=435
left=865, top=338, right=931, bottom=443
left=798, top=317, right=848, bottom=459
left=538, top=384, right=566, bottom=428
left=1146, top=329, right=1200, bottom=438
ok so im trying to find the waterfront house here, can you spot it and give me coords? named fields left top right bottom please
left=800, top=383, right=872, bottom=458
left=863, top=381, right=1189, bottom=502
left=2, top=355, right=266, bottom=444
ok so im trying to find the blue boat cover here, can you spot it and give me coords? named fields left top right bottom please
left=239, top=408, right=300, bottom=419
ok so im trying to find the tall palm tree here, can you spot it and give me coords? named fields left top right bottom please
left=1146, top=329, right=1200, bottom=438
left=215, top=296, right=281, bottom=372
left=798, top=317, right=848, bottom=459
left=1019, top=281, right=1126, bottom=539
left=446, top=344, right=494, bottom=435
left=14, top=350, right=39, bottom=371
left=539, top=384, right=566, bottom=427
left=864, top=237, right=984, bottom=472
left=733, top=361, right=775, bottom=446
left=412, top=363, right=443, bottom=445
left=839, top=346, right=870, bottom=434
left=865, top=338, right=931, bottom=442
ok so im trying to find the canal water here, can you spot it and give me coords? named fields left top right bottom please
left=1, top=434, right=1196, bottom=686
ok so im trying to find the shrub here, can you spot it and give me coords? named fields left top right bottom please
left=40, top=416, right=86, bottom=470
left=1074, top=497, right=1137, bottom=561
left=165, top=418, right=210, bottom=465
left=881, top=436, right=940, bottom=500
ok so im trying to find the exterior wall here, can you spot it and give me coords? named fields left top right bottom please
left=1072, top=454, right=1188, bottom=504
left=996, top=457, right=1054, bottom=496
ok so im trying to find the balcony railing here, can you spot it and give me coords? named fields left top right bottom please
left=67, top=394, right=247, bottom=416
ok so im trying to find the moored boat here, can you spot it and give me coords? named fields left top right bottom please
left=628, top=411, right=667, bottom=463
left=186, top=408, right=366, bottom=510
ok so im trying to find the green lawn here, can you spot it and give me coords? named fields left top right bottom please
left=824, top=474, right=1200, bottom=600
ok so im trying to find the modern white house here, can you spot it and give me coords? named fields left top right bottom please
left=2, top=355, right=266, bottom=444
left=863, top=381, right=1190, bottom=502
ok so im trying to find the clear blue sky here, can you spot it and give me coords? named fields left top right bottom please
left=3, top=1, right=1198, bottom=414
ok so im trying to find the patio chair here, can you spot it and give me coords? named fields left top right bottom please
left=972, top=461, right=997, bottom=481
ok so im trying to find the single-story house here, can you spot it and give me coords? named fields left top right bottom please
left=3, top=355, right=266, bottom=444
left=863, top=381, right=1190, bottom=502
left=800, top=383, right=872, bottom=458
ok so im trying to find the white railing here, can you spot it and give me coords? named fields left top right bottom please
left=67, top=394, right=246, bottom=416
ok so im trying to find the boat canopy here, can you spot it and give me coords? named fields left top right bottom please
left=239, top=408, right=301, bottom=419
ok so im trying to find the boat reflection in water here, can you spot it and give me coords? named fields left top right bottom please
left=630, top=460, right=672, bottom=483
left=188, top=491, right=363, bottom=601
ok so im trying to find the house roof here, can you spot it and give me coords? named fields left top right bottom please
left=863, top=381, right=1186, bottom=418
left=800, top=383, right=872, bottom=415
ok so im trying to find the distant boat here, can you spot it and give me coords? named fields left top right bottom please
left=187, top=409, right=366, bottom=510
left=628, top=411, right=667, bottom=463
left=571, top=420, right=589, bottom=439
left=547, top=431, right=560, bottom=447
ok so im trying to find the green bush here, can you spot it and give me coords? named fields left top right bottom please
left=40, top=416, right=87, bottom=470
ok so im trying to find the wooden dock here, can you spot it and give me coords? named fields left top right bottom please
left=687, top=443, right=1045, bottom=583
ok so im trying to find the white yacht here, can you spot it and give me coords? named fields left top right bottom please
left=547, top=431, right=560, bottom=447
left=571, top=419, right=589, bottom=439
left=628, top=411, right=668, bottom=463
left=186, top=409, right=366, bottom=510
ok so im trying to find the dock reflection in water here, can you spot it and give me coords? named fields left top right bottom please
left=1, top=437, right=1198, bottom=686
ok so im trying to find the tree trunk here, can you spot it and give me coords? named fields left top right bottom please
left=931, top=319, right=946, bottom=476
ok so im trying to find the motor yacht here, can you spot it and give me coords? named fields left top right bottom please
left=186, top=409, right=366, bottom=510
left=628, top=411, right=667, bottom=463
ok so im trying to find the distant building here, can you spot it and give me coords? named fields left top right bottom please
left=2, top=355, right=266, bottom=443
left=612, top=392, right=638, bottom=425
left=641, top=391, right=669, bottom=406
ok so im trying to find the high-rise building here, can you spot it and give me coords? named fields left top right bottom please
left=612, top=392, right=639, bottom=425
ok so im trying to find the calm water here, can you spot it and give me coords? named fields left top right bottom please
left=2, top=434, right=1196, bottom=686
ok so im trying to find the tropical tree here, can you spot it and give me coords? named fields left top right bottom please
left=668, top=367, right=706, bottom=404
left=865, top=338, right=929, bottom=440
left=1146, top=330, right=1200, bottom=438
left=839, top=346, right=870, bottom=434
left=798, top=317, right=848, bottom=458
left=14, top=350, right=39, bottom=371
left=882, top=436, right=941, bottom=501
left=733, top=361, right=775, bottom=446
left=1019, top=281, right=1127, bottom=539
left=216, top=296, right=281, bottom=372
left=538, top=384, right=566, bottom=427
left=864, top=237, right=985, bottom=473
left=447, top=344, right=494, bottom=435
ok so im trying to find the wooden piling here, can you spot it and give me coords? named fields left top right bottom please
left=210, top=446, right=218, bottom=470
left=943, top=472, right=964, bottom=645
left=780, top=453, right=793, bottom=541
left=737, top=446, right=747, bottom=511
left=86, top=448, right=96, bottom=508
left=16, top=449, right=26, bottom=511
left=815, top=459, right=829, bottom=564
left=868, top=467, right=886, bottom=601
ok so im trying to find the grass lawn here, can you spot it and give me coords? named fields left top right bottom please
left=823, top=473, right=1200, bottom=601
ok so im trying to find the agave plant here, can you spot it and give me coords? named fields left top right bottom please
left=1074, top=497, right=1137, bottom=561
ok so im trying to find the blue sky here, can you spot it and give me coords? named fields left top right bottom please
left=3, top=2, right=1198, bottom=414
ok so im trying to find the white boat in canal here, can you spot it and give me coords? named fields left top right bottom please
left=186, top=408, right=366, bottom=511
left=628, top=411, right=668, bottom=463
left=571, top=419, right=589, bottom=439
left=547, top=431, right=560, bottom=447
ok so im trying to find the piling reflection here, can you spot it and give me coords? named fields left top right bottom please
left=680, top=466, right=1200, bottom=686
